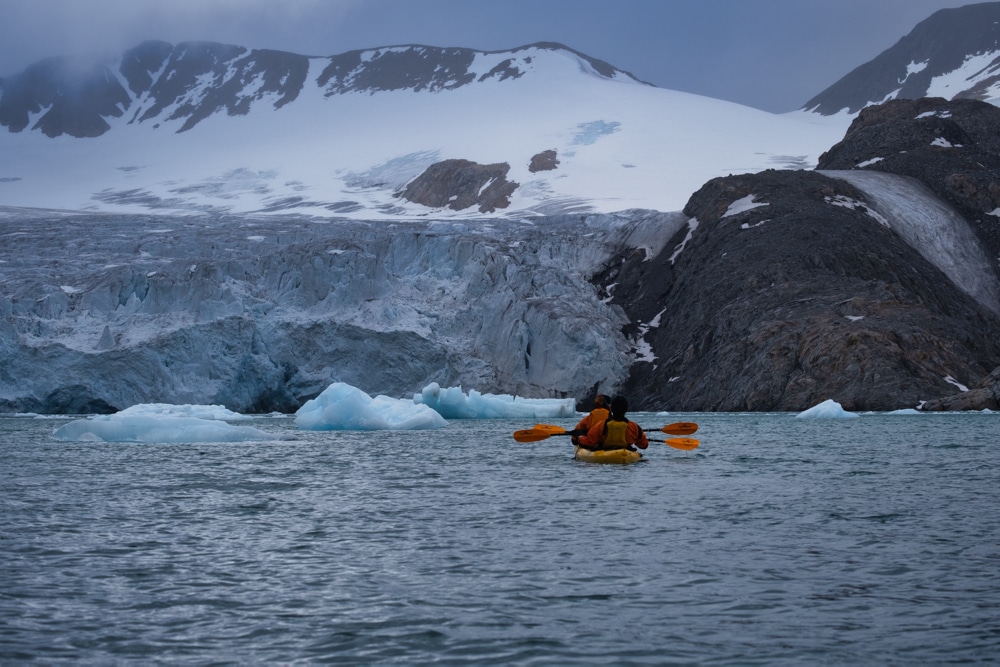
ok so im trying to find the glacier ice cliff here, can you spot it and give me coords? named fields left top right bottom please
left=0, top=207, right=683, bottom=413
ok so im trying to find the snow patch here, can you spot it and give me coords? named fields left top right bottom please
left=926, top=51, right=1000, bottom=99
left=916, top=110, right=952, bottom=119
left=825, top=194, right=890, bottom=227
left=856, top=157, right=884, bottom=168
left=723, top=194, right=768, bottom=217
left=669, top=217, right=699, bottom=265
left=931, top=137, right=962, bottom=148
left=901, top=60, right=929, bottom=83
left=944, top=375, right=969, bottom=392
left=630, top=308, right=666, bottom=365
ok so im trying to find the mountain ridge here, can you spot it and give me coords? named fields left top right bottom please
left=805, top=2, right=1000, bottom=115
left=0, top=40, right=643, bottom=138
left=0, top=39, right=846, bottom=218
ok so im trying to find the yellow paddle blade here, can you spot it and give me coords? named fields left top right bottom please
left=513, top=429, right=553, bottom=443
left=664, top=437, right=699, bottom=451
left=533, top=424, right=567, bottom=434
left=662, top=422, right=699, bottom=436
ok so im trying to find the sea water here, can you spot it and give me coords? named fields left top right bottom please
left=1, top=412, right=998, bottom=665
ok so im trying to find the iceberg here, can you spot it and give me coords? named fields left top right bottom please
left=52, top=404, right=277, bottom=443
left=795, top=399, right=860, bottom=419
left=414, top=383, right=577, bottom=419
left=295, top=383, right=447, bottom=431
left=113, top=403, right=253, bottom=421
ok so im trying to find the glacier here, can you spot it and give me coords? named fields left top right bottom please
left=0, top=206, right=684, bottom=413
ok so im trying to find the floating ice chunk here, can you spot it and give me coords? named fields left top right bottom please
left=296, top=382, right=447, bottom=431
left=795, top=399, right=860, bottom=419
left=887, top=408, right=922, bottom=414
left=53, top=411, right=277, bottom=443
left=414, top=382, right=576, bottom=419
left=115, top=403, right=253, bottom=421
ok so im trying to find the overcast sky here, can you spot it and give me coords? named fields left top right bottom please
left=0, top=0, right=979, bottom=112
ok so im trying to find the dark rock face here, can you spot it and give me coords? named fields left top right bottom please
left=131, top=42, right=311, bottom=132
left=529, top=150, right=559, bottom=173
left=399, top=159, right=519, bottom=213
left=921, top=366, right=1000, bottom=411
left=317, top=47, right=478, bottom=94
left=817, top=97, right=1000, bottom=280
left=805, top=3, right=1000, bottom=115
left=606, top=169, right=1000, bottom=411
left=0, top=56, right=133, bottom=137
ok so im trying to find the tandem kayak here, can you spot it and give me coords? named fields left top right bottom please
left=573, top=445, right=642, bottom=465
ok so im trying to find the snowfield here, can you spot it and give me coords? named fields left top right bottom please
left=0, top=45, right=852, bottom=218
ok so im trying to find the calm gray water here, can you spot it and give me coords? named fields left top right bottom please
left=1, top=412, right=998, bottom=665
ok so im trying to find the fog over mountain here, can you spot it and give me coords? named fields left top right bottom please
left=2, top=8, right=1000, bottom=414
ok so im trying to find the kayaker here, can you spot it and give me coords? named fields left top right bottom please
left=570, top=394, right=611, bottom=445
left=577, top=395, right=649, bottom=451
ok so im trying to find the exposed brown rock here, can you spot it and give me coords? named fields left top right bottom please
left=529, top=149, right=559, bottom=173
left=398, top=159, right=518, bottom=213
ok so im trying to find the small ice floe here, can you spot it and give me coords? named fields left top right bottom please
left=413, top=382, right=576, bottom=419
left=795, top=399, right=860, bottom=419
left=53, top=403, right=276, bottom=443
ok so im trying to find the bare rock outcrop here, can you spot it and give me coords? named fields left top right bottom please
left=606, top=169, right=1000, bottom=411
left=920, top=366, right=1000, bottom=411
left=529, top=150, right=559, bottom=173
left=398, top=159, right=518, bottom=213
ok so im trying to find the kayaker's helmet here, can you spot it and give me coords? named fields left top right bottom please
left=610, top=395, right=628, bottom=416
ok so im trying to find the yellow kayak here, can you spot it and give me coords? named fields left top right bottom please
left=573, top=445, right=642, bottom=465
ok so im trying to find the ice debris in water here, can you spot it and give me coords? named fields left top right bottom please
left=795, top=399, right=860, bottom=419
left=52, top=403, right=277, bottom=443
left=295, top=383, right=447, bottom=431
left=413, top=382, right=577, bottom=419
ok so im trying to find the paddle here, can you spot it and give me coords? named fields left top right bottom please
left=514, top=428, right=700, bottom=451
left=648, top=437, right=700, bottom=451
left=533, top=421, right=699, bottom=436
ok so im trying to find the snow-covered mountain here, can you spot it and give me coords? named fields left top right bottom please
left=3, top=33, right=1000, bottom=414
left=0, top=40, right=848, bottom=218
left=805, top=1, right=1000, bottom=115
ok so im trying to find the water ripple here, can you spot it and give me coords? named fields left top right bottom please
left=1, top=413, right=998, bottom=663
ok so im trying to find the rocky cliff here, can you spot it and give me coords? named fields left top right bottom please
left=610, top=97, right=1000, bottom=411
left=804, top=2, right=1000, bottom=115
